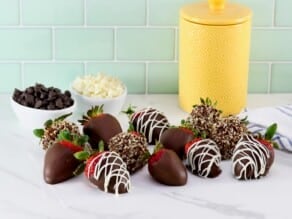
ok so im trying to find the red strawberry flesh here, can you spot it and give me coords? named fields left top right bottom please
left=184, top=138, right=201, bottom=154
left=84, top=153, right=104, bottom=179
left=148, top=150, right=164, bottom=165
left=59, top=140, right=83, bottom=153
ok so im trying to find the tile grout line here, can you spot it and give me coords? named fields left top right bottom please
left=0, top=60, right=292, bottom=64
left=51, top=27, right=55, bottom=61
left=19, top=0, right=23, bottom=88
left=145, top=62, right=149, bottom=94
left=20, top=62, right=24, bottom=89
left=83, top=61, right=87, bottom=75
left=272, top=0, right=276, bottom=27
left=114, top=27, right=117, bottom=61
left=18, top=0, right=23, bottom=26
left=146, top=0, right=149, bottom=27
left=1, top=25, right=292, bottom=30
left=174, top=27, right=178, bottom=62
left=267, top=63, right=272, bottom=94
left=83, top=0, right=87, bottom=26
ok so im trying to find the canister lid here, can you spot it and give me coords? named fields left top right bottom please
left=180, top=0, right=252, bottom=25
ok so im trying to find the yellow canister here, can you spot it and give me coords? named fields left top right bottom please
left=179, top=0, right=252, bottom=115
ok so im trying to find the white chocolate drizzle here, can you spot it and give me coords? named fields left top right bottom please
left=186, top=139, right=221, bottom=177
left=232, top=134, right=270, bottom=180
left=130, top=107, right=169, bottom=144
left=86, top=151, right=131, bottom=195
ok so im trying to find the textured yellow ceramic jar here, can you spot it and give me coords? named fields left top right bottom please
left=179, top=0, right=252, bottom=115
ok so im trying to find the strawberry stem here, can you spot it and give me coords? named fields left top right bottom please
left=264, top=123, right=277, bottom=141
left=127, top=122, right=135, bottom=132
left=98, top=140, right=105, bottom=152
left=44, top=119, right=53, bottom=128
left=57, top=130, right=89, bottom=147
left=122, top=105, right=136, bottom=117
left=74, top=151, right=90, bottom=161
left=54, top=112, right=73, bottom=123
left=153, top=142, right=164, bottom=154
left=33, top=129, right=44, bottom=138
left=78, top=105, right=104, bottom=125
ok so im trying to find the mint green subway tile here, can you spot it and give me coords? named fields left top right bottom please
left=248, top=63, right=269, bottom=93
left=87, top=63, right=145, bottom=93
left=117, top=28, right=175, bottom=60
left=148, top=63, right=178, bottom=94
left=87, top=0, right=145, bottom=26
left=23, top=0, right=83, bottom=25
left=149, top=0, right=196, bottom=26
left=55, top=29, right=113, bottom=60
left=271, top=64, right=292, bottom=93
left=0, top=64, right=21, bottom=93
left=0, top=0, right=19, bottom=25
left=0, top=29, right=51, bottom=60
left=23, top=63, right=84, bottom=90
left=235, top=0, right=273, bottom=26
left=250, top=30, right=292, bottom=61
left=275, top=0, right=292, bottom=26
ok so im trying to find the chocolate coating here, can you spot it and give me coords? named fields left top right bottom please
left=148, top=149, right=187, bottom=186
left=130, top=108, right=169, bottom=145
left=108, top=132, right=149, bottom=174
left=160, top=127, right=194, bottom=159
left=87, top=152, right=131, bottom=194
left=44, top=143, right=80, bottom=184
left=186, top=139, right=222, bottom=178
left=83, top=114, right=122, bottom=149
left=232, top=135, right=271, bottom=180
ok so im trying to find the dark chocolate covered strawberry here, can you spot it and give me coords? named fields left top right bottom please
left=252, top=123, right=277, bottom=176
left=43, top=130, right=89, bottom=184
left=185, top=138, right=222, bottom=178
left=232, top=124, right=277, bottom=180
left=123, top=106, right=169, bottom=145
left=75, top=142, right=131, bottom=195
left=148, top=145, right=187, bottom=186
left=160, top=124, right=194, bottom=159
left=79, top=105, right=122, bottom=149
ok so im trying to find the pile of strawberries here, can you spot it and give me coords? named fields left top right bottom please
left=34, top=99, right=278, bottom=195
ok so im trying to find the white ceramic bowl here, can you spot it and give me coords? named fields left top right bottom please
left=71, top=86, right=127, bottom=116
left=10, top=97, right=76, bottom=129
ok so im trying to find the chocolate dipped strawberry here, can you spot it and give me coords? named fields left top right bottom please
left=108, top=125, right=150, bottom=174
left=148, top=145, right=187, bottom=186
left=43, top=130, right=89, bottom=184
left=123, top=106, right=169, bottom=145
left=160, top=124, right=194, bottom=159
left=253, top=123, right=277, bottom=175
left=232, top=134, right=270, bottom=180
left=185, top=138, right=222, bottom=178
left=75, top=142, right=131, bottom=195
left=33, top=113, right=80, bottom=150
left=79, top=105, right=122, bottom=149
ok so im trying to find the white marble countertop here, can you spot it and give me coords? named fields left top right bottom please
left=1, top=94, right=292, bottom=219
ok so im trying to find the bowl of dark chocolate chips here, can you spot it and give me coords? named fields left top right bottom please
left=11, top=83, right=76, bottom=128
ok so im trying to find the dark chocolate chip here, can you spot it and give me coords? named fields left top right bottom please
left=35, top=100, right=42, bottom=108
left=55, top=98, right=64, bottom=109
left=47, top=104, right=56, bottom=110
left=25, top=94, right=35, bottom=106
left=64, top=90, right=71, bottom=98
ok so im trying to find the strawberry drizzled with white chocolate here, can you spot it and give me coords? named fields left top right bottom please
left=232, top=135, right=270, bottom=180
left=186, top=139, right=221, bottom=177
left=130, top=107, right=169, bottom=144
left=86, top=151, right=131, bottom=195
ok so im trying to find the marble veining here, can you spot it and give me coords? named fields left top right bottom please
left=163, top=191, right=265, bottom=219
